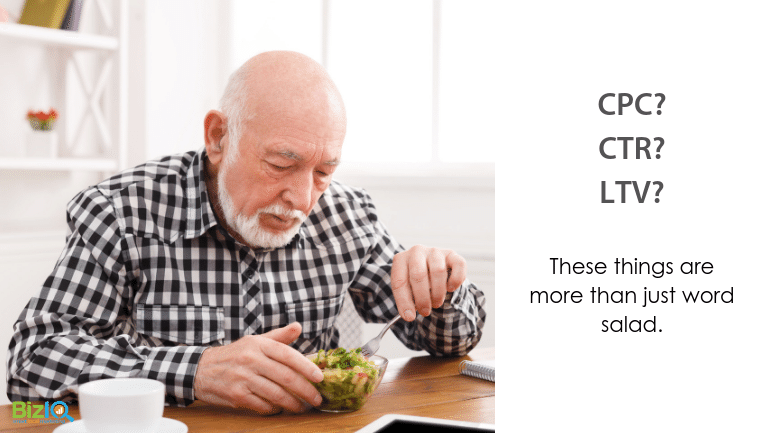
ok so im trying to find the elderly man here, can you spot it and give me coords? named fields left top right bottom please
left=6, top=51, right=486, bottom=414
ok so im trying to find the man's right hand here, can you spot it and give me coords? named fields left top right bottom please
left=193, top=322, right=324, bottom=415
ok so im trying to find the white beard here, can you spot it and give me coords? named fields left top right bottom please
left=217, top=159, right=307, bottom=249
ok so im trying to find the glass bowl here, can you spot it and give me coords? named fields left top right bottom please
left=306, top=352, right=388, bottom=413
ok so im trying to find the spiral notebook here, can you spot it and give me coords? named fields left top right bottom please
left=458, top=360, right=495, bottom=382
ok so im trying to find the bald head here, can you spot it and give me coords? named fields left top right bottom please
left=204, top=51, right=347, bottom=248
left=219, top=51, right=346, bottom=160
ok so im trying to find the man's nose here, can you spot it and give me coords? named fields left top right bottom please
left=281, top=170, right=313, bottom=213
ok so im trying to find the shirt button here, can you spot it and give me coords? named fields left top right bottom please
left=243, top=269, right=255, bottom=280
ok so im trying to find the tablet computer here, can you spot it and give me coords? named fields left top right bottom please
left=356, top=414, right=495, bottom=432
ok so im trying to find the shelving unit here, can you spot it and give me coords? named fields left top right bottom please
left=0, top=156, right=117, bottom=171
left=0, top=22, right=118, bottom=50
left=0, top=0, right=127, bottom=173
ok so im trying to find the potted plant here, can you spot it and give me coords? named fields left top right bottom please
left=26, top=108, right=59, bottom=158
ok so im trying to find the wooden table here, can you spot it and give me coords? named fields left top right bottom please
left=0, top=347, right=494, bottom=432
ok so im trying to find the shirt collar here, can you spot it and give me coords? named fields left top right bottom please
left=183, top=147, right=219, bottom=240
left=182, top=146, right=309, bottom=250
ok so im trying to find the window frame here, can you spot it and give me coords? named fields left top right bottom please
left=220, top=0, right=495, bottom=182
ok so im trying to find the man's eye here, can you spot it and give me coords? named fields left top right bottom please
left=315, top=170, right=329, bottom=177
left=270, top=163, right=290, bottom=171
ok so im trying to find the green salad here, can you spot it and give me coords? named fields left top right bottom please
left=310, top=347, right=380, bottom=411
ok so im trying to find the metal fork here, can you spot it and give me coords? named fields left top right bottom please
left=359, top=314, right=402, bottom=357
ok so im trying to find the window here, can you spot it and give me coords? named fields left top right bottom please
left=228, top=0, right=504, bottom=167
left=229, top=1, right=323, bottom=68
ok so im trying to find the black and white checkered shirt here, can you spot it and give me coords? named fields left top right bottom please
left=6, top=148, right=486, bottom=406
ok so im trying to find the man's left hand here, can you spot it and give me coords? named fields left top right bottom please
left=391, top=245, right=466, bottom=321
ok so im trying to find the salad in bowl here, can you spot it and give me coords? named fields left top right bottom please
left=307, top=347, right=388, bottom=412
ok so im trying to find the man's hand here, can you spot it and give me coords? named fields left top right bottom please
left=391, top=245, right=467, bottom=321
left=193, top=322, right=323, bottom=415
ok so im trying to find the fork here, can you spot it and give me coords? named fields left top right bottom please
left=359, top=313, right=402, bottom=357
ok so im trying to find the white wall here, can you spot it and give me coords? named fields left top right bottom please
left=128, top=0, right=226, bottom=165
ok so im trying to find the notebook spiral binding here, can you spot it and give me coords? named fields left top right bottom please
left=458, top=360, right=495, bottom=382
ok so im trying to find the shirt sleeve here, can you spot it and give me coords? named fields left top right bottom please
left=346, top=191, right=487, bottom=357
left=5, top=187, right=204, bottom=406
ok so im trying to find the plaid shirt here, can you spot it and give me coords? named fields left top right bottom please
left=6, top=148, right=486, bottom=406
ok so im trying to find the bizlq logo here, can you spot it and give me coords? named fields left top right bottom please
left=11, top=401, right=74, bottom=424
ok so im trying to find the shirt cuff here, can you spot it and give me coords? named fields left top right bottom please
left=140, top=345, right=207, bottom=406
left=444, top=280, right=471, bottom=307
left=434, top=281, right=477, bottom=325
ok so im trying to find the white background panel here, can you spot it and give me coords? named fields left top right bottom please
left=502, top=1, right=768, bottom=431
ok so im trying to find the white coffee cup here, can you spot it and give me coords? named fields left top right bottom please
left=78, top=378, right=165, bottom=433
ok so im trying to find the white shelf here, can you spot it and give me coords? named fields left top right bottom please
left=0, top=2, right=126, bottom=176
left=0, top=157, right=118, bottom=171
left=335, top=162, right=495, bottom=190
left=0, top=22, right=118, bottom=51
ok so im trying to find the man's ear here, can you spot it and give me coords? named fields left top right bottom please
left=204, top=110, right=227, bottom=165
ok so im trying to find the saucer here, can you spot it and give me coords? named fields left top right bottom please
left=53, top=417, right=188, bottom=433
